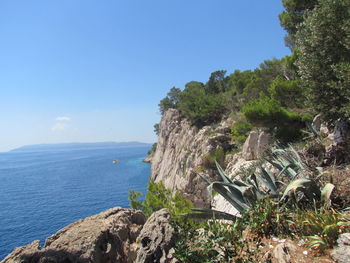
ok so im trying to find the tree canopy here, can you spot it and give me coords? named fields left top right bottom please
left=295, top=0, right=350, bottom=122
left=154, top=0, right=349, bottom=142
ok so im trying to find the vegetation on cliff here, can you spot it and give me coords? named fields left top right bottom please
left=157, top=0, right=349, bottom=144
left=141, top=0, right=350, bottom=261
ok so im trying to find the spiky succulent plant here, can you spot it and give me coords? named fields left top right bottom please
left=185, top=145, right=335, bottom=220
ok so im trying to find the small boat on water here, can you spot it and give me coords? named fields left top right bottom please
left=112, top=160, right=120, bottom=164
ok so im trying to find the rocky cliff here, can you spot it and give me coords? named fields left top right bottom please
left=150, top=109, right=273, bottom=213
left=150, top=109, right=235, bottom=207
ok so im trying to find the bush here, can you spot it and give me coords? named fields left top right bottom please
left=128, top=181, right=193, bottom=218
left=231, top=120, right=252, bottom=144
left=178, top=85, right=225, bottom=127
left=242, top=96, right=311, bottom=142
left=174, top=218, right=258, bottom=263
left=202, top=147, right=225, bottom=170
left=147, top=143, right=157, bottom=156
left=268, top=77, right=305, bottom=108
left=158, top=87, right=182, bottom=115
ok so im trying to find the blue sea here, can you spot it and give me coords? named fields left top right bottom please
left=0, top=143, right=151, bottom=260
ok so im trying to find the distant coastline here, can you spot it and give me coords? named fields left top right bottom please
left=9, top=141, right=153, bottom=153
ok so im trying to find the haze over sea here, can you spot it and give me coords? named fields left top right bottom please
left=0, top=142, right=151, bottom=260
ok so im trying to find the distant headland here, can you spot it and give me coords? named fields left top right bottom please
left=9, top=141, right=152, bottom=153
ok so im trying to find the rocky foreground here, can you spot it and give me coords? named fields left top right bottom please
left=1, top=207, right=175, bottom=263
left=4, top=206, right=350, bottom=263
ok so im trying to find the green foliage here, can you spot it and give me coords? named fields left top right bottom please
left=178, top=84, right=225, bottom=127
left=174, top=220, right=258, bottom=263
left=279, top=0, right=318, bottom=48
left=202, top=147, right=226, bottom=170
left=242, top=96, right=311, bottom=142
left=128, top=181, right=193, bottom=218
left=158, top=97, right=174, bottom=115
left=268, top=77, right=305, bottom=108
left=281, top=51, right=300, bottom=80
left=158, top=87, right=182, bottom=115
left=147, top=143, right=157, bottom=156
left=205, top=70, right=228, bottom=94
left=230, top=119, right=252, bottom=144
left=153, top=123, right=159, bottom=136
left=295, top=0, right=350, bottom=122
left=128, top=190, right=143, bottom=210
left=242, top=198, right=293, bottom=237
left=187, top=146, right=335, bottom=220
left=292, top=209, right=350, bottom=251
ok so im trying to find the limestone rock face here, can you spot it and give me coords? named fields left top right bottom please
left=136, top=209, right=176, bottom=263
left=242, top=131, right=259, bottom=160
left=143, top=154, right=153, bottom=163
left=242, top=130, right=270, bottom=161
left=2, top=207, right=146, bottom=263
left=151, top=109, right=232, bottom=207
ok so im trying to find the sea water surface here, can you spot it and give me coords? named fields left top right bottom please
left=0, top=143, right=151, bottom=260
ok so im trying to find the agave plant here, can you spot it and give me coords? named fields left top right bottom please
left=185, top=145, right=335, bottom=220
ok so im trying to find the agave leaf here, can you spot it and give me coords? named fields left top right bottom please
left=246, top=175, right=265, bottom=199
left=199, top=173, right=212, bottom=186
left=276, top=180, right=286, bottom=187
left=306, top=122, right=320, bottom=137
left=241, top=185, right=258, bottom=205
left=287, top=144, right=304, bottom=170
left=265, top=158, right=285, bottom=174
left=184, top=208, right=238, bottom=220
left=321, top=183, right=335, bottom=208
left=232, top=179, right=250, bottom=187
left=247, top=174, right=260, bottom=191
left=276, top=163, right=292, bottom=178
left=280, top=179, right=320, bottom=202
left=255, top=168, right=277, bottom=195
left=208, top=181, right=250, bottom=212
left=210, top=181, right=246, bottom=198
left=215, top=161, right=233, bottom=184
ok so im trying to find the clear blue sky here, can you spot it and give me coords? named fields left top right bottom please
left=0, top=0, right=290, bottom=151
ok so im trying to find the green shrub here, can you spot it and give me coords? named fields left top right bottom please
left=241, top=198, right=293, bottom=237
left=174, top=219, right=258, bottom=263
left=147, top=143, right=157, bottom=156
left=178, top=85, right=225, bottom=127
left=287, top=208, right=349, bottom=251
left=268, top=77, right=305, bottom=108
left=128, top=181, right=193, bottom=218
left=242, top=96, right=311, bottom=142
left=230, top=120, right=252, bottom=144
left=158, top=87, right=182, bottom=115
left=202, top=147, right=225, bottom=170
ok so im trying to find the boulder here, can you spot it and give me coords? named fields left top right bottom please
left=324, top=121, right=350, bottom=164
left=272, top=241, right=297, bottom=263
left=2, top=207, right=146, bottom=263
left=136, top=209, right=176, bottom=263
left=242, top=131, right=259, bottom=160
left=257, top=131, right=270, bottom=158
left=332, top=233, right=350, bottom=263
left=242, top=130, right=270, bottom=161
left=333, top=121, right=350, bottom=145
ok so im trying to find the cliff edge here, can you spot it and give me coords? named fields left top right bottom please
left=150, top=109, right=233, bottom=207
